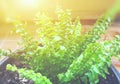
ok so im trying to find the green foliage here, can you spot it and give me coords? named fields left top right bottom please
left=79, top=16, right=111, bottom=53
left=0, top=49, right=4, bottom=57
left=11, top=2, right=120, bottom=84
left=79, top=1, right=120, bottom=53
left=58, top=35, right=120, bottom=84
left=6, top=64, right=52, bottom=84
left=13, top=8, right=82, bottom=81
left=0, top=48, right=11, bottom=57
left=12, top=20, right=39, bottom=61
left=57, top=2, right=120, bottom=83
left=13, top=21, right=39, bottom=51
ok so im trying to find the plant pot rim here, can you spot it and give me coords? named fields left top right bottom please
left=110, top=65, right=120, bottom=84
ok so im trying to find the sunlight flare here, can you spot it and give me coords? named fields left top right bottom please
left=20, top=0, right=38, bottom=9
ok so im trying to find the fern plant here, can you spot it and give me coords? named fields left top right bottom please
left=0, top=48, right=11, bottom=57
left=13, top=8, right=82, bottom=82
left=6, top=64, right=52, bottom=84
left=12, top=20, right=39, bottom=62
left=57, top=2, right=120, bottom=83
left=58, top=35, right=120, bottom=84
left=10, top=1, right=120, bottom=83
left=79, top=0, right=120, bottom=53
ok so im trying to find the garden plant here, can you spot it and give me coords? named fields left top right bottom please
left=0, top=0, right=120, bottom=84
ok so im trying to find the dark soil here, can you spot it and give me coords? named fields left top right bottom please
left=0, top=58, right=34, bottom=84
left=0, top=70, right=34, bottom=84
left=98, top=66, right=120, bottom=84
left=0, top=57, right=120, bottom=84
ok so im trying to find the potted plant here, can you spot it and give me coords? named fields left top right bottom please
left=0, top=0, right=120, bottom=84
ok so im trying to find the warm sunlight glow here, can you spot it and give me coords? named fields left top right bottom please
left=1, top=0, right=41, bottom=21
left=1, top=0, right=115, bottom=21
left=20, top=0, right=38, bottom=9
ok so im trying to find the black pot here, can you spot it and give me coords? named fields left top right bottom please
left=98, top=65, right=120, bottom=84
left=0, top=57, right=34, bottom=84
left=0, top=57, right=120, bottom=84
